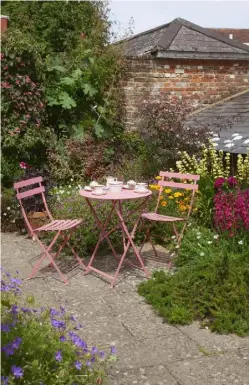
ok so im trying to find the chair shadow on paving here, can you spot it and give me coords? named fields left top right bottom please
left=27, top=243, right=172, bottom=284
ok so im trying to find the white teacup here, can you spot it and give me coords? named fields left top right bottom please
left=136, top=183, right=148, bottom=192
left=109, top=181, right=123, bottom=193
left=106, top=176, right=117, bottom=187
left=93, top=185, right=105, bottom=195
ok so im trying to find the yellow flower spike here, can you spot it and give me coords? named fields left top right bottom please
left=184, top=197, right=189, bottom=201
left=161, top=201, right=167, bottom=207
left=155, top=176, right=162, bottom=180
left=164, top=189, right=172, bottom=194
left=159, top=195, right=164, bottom=200
left=168, top=195, right=174, bottom=200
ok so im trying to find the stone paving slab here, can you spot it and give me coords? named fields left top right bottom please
left=114, top=332, right=203, bottom=370
left=179, top=322, right=249, bottom=353
left=1, top=232, right=249, bottom=385
left=167, top=349, right=249, bottom=385
left=108, top=365, right=178, bottom=385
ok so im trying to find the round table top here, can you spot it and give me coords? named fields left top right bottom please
left=79, top=188, right=152, bottom=201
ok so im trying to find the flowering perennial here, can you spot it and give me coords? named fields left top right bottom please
left=214, top=178, right=249, bottom=235
left=1, top=268, right=116, bottom=384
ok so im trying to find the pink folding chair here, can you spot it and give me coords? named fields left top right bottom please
left=14, top=176, right=85, bottom=284
left=139, top=171, right=200, bottom=261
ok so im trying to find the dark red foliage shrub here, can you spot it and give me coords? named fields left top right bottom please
left=1, top=52, right=46, bottom=137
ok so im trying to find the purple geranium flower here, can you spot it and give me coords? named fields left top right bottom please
left=12, top=337, right=22, bottom=349
left=86, top=360, right=91, bottom=366
left=1, top=285, right=10, bottom=292
left=51, top=319, right=66, bottom=329
left=21, top=307, right=32, bottom=313
left=68, top=331, right=86, bottom=349
left=11, top=278, right=22, bottom=285
left=50, top=308, right=60, bottom=317
left=11, top=366, right=23, bottom=378
left=11, top=305, right=18, bottom=314
left=60, top=335, right=66, bottom=342
left=1, top=376, right=9, bottom=385
left=91, top=346, right=98, bottom=354
left=111, top=346, right=117, bottom=354
left=75, top=360, right=82, bottom=370
left=1, top=324, right=10, bottom=332
left=55, top=350, right=63, bottom=362
left=2, top=343, right=15, bottom=356
left=99, top=351, right=105, bottom=359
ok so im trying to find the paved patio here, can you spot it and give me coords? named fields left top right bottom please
left=1, top=232, right=249, bottom=385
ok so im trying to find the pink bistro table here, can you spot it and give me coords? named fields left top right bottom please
left=79, top=189, right=152, bottom=287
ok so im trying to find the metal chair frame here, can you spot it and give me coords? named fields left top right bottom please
left=139, top=171, right=200, bottom=262
left=14, top=177, right=85, bottom=284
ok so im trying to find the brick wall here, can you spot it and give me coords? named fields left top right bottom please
left=1, top=16, right=9, bottom=34
left=122, top=58, right=249, bottom=130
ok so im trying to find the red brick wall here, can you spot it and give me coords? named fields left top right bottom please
left=122, top=58, right=249, bottom=130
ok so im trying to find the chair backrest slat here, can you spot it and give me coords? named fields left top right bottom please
left=16, top=186, right=45, bottom=200
left=158, top=180, right=198, bottom=191
left=14, top=176, right=43, bottom=189
left=159, top=171, right=200, bottom=181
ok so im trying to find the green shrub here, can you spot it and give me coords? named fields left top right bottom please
left=136, top=94, right=209, bottom=175
left=138, top=225, right=249, bottom=336
left=1, top=269, right=116, bottom=384
left=1, top=188, right=23, bottom=232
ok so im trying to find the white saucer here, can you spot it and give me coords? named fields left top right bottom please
left=91, top=191, right=107, bottom=196
left=84, top=186, right=92, bottom=191
left=134, top=189, right=149, bottom=194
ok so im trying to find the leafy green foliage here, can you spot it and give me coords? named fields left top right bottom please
left=138, top=225, right=249, bottom=336
left=1, top=1, right=124, bottom=189
left=1, top=1, right=110, bottom=53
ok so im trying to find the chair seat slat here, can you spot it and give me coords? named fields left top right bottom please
left=142, top=212, right=185, bottom=222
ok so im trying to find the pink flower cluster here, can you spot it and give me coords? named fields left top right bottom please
left=214, top=176, right=238, bottom=190
left=214, top=188, right=249, bottom=235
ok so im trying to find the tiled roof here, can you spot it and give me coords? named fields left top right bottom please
left=210, top=29, right=249, bottom=44
left=121, top=18, right=249, bottom=59
left=187, top=90, right=249, bottom=154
